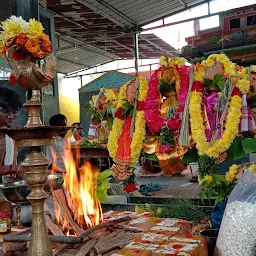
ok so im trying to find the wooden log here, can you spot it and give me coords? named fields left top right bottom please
left=3, top=241, right=27, bottom=254
left=45, top=214, right=65, bottom=236
left=74, top=239, right=97, bottom=256
left=53, top=189, right=84, bottom=236
left=53, top=244, right=70, bottom=256
left=4, top=234, right=83, bottom=244
left=80, top=216, right=132, bottom=239
left=94, top=231, right=133, bottom=255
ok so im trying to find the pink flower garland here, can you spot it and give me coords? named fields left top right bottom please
left=178, top=65, right=189, bottom=112
left=145, top=65, right=189, bottom=133
left=144, top=67, right=165, bottom=133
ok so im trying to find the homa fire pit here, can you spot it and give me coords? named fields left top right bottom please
left=2, top=206, right=208, bottom=256
left=0, top=90, right=70, bottom=256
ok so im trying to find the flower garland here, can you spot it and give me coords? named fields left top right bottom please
left=159, top=56, right=186, bottom=68
left=130, top=77, right=148, bottom=166
left=101, top=88, right=118, bottom=107
left=107, top=82, right=128, bottom=160
left=189, top=54, right=251, bottom=159
left=199, top=53, right=250, bottom=94
left=145, top=56, right=188, bottom=133
left=107, top=77, right=148, bottom=166
left=189, top=92, right=242, bottom=158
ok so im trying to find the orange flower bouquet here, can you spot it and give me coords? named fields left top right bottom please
left=0, top=16, right=56, bottom=89
left=0, top=16, right=52, bottom=59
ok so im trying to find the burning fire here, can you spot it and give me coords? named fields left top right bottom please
left=51, top=142, right=103, bottom=232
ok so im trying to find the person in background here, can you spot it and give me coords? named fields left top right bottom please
left=69, top=122, right=84, bottom=143
left=45, top=114, right=70, bottom=173
left=0, top=87, right=24, bottom=217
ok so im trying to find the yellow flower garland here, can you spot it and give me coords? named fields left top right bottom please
left=101, top=88, right=118, bottom=107
left=107, top=77, right=148, bottom=165
left=130, top=111, right=146, bottom=166
left=107, top=81, right=129, bottom=160
left=159, top=55, right=187, bottom=68
left=189, top=92, right=242, bottom=158
left=196, top=54, right=250, bottom=94
left=201, top=53, right=236, bottom=76
left=130, top=77, right=148, bottom=166
left=107, top=118, right=124, bottom=161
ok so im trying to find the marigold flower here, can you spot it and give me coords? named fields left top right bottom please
left=25, top=38, right=40, bottom=53
left=15, top=33, right=27, bottom=46
left=225, top=172, right=235, bottom=182
left=204, top=175, right=213, bottom=183
left=33, top=50, right=46, bottom=58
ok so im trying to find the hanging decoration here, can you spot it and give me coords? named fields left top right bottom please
left=143, top=56, right=190, bottom=175
left=107, top=77, right=148, bottom=180
left=189, top=53, right=250, bottom=178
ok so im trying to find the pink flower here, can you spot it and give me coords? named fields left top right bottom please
left=167, top=118, right=181, bottom=131
left=160, top=145, right=172, bottom=153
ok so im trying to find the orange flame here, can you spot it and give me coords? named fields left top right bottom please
left=58, top=142, right=103, bottom=229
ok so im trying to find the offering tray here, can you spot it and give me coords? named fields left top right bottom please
left=0, top=174, right=63, bottom=204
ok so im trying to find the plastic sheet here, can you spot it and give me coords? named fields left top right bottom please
left=214, top=170, right=256, bottom=255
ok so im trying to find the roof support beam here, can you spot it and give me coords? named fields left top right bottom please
left=58, top=57, right=91, bottom=68
left=56, top=33, right=119, bottom=59
left=48, top=9, right=137, bottom=59
left=65, top=59, right=115, bottom=77
left=94, top=0, right=137, bottom=26
left=76, top=0, right=128, bottom=28
left=178, top=0, right=186, bottom=7
left=139, top=34, right=179, bottom=56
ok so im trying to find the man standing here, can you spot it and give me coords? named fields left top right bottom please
left=45, top=114, right=70, bottom=173
left=69, top=122, right=84, bottom=143
left=0, top=87, right=23, bottom=180
left=0, top=87, right=23, bottom=216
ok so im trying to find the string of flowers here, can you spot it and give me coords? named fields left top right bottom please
left=189, top=92, right=242, bottom=158
left=101, top=88, right=118, bottom=107
left=107, top=82, right=128, bottom=160
left=189, top=54, right=250, bottom=159
left=130, top=77, right=148, bottom=166
left=144, top=56, right=188, bottom=133
left=107, top=77, right=148, bottom=166
left=200, top=53, right=250, bottom=94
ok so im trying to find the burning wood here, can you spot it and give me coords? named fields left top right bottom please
left=53, top=189, right=84, bottom=236
left=45, top=214, right=65, bottom=236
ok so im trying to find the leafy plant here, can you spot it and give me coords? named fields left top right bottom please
left=198, top=155, right=218, bottom=178
left=84, top=102, right=113, bottom=122
left=141, top=151, right=159, bottom=161
left=135, top=199, right=209, bottom=224
left=121, top=100, right=134, bottom=116
left=204, top=73, right=225, bottom=91
left=199, top=174, right=235, bottom=205
left=97, top=169, right=112, bottom=202
left=160, top=127, right=174, bottom=146
left=182, top=147, right=198, bottom=164
left=181, top=45, right=192, bottom=53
